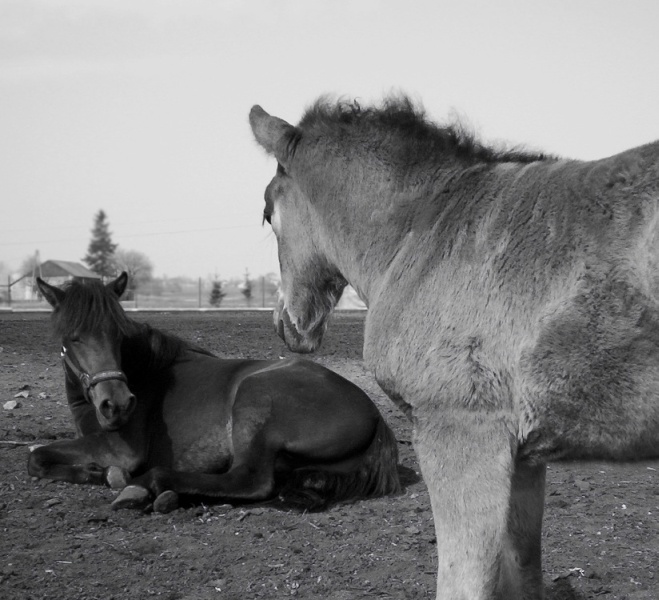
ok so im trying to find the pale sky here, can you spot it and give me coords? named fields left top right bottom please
left=1, top=0, right=658, bottom=279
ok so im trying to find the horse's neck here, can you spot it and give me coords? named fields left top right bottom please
left=324, top=165, right=466, bottom=306
left=121, top=326, right=180, bottom=379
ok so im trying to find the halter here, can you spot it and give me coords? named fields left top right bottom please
left=60, top=345, right=128, bottom=403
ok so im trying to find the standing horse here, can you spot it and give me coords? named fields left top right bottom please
left=28, top=273, right=400, bottom=510
left=250, top=96, right=659, bottom=599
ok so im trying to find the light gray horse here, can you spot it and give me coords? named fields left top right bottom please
left=250, top=95, right=658, bottom=599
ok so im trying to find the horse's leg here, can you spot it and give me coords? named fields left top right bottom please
left=415, top=411, right=519, bottom=600
left=498, top=461, right=546, bottom=599
left=116, top=430, right=279, bottom=507
left=65, top=377, right=102, bottom=437
left=28, top=434, right=142, bottom=486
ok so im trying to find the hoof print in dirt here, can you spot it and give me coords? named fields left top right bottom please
left=111, top=485, right=150, bottom=510
left=153, top=490, right=179, bottom=514
left=105, top=466, right=130, bottom=489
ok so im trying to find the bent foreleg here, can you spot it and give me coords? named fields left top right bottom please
left=28, top=434, right=141, bottom=487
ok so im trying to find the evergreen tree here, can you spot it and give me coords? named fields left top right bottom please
left=240, top=269, right=253, bottom=306
left=209, top=280, right=226, bottom=307
left=83, top=210, right=117, bottom=278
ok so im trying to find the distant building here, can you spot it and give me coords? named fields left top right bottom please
left=37, top=260, right=101, bottom=286
left=10, top=260, right=100, bottom=302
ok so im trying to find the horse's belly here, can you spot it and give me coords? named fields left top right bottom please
left=521, top=296, right=659, bottom=461
left=366, top=288, right=659, bottom=462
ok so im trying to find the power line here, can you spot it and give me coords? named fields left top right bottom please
left=0, top=224, right=261, bottom=246
left=0, top=214, right=256, bottom=235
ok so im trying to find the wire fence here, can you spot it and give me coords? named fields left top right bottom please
left=1, top=276, right=366, bottom=311
left=1, top=276, right=279, bottom=311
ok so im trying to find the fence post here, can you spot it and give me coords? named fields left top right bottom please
left=261, top=276, right=265, bottom=308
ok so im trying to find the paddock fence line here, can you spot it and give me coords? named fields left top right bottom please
left=0, top=277, right=366, bottom=313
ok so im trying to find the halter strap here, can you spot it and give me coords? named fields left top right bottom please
left=61, top=345, right=128, bottom=403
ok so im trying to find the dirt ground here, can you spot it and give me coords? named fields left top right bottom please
left=1, top=311, right=657, bottom=600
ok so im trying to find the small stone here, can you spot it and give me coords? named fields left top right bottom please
left=44, top=498, right=62, bottom=508
left=3, top=400, right=20, bottom=410
left=111, top=485, right=150, bottom=510
left=14, top=391, right=29, bottom=399
left=38, top=392, right=49, bottom=400
left=574, top=479, right=591, bottom=492
left=106, top=466, right=130, bottom=489
left=153, top=490, right=179, bottom=514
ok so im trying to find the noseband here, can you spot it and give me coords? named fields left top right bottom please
left=61, top=345, right=128, bottom=403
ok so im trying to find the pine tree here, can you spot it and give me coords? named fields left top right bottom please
left=240, top=269, right=253, bottom=306
left=209, top=280, right=226, bottom=307
left=83, top=210, right=117, bottom=278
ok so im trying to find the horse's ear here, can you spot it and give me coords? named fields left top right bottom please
left=249, top=105, right=299, bottom=168
left=107, top=272, right=129, bottom=298
left=36, top=277, right=65, bottom=308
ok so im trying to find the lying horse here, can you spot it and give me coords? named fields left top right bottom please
left=28, top=273, right=400, bottom=510
left=250, top=96, right=659, bottom=599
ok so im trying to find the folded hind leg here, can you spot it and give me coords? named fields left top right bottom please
left=119, top=430, right=280, bottom=505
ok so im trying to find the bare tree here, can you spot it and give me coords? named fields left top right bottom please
left=113, top=248, right=154, bottom=298
left=20, top=253, right=41, bottom=276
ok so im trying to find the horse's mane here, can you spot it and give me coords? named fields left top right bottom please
left=123, top=324, right=216, bottom=375
left=298, top=95, right=551, bottom=165
left=51, top=279, right=215, bottom=374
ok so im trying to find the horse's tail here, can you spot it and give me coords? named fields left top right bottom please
left=280, top=417, right=401, bottom=511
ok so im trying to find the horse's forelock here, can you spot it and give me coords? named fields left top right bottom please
left=51, top=280, right=134, bottom=340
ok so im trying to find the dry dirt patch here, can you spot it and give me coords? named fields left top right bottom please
left=1, top=311, right=657, bottom=599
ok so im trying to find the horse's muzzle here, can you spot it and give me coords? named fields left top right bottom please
left=273, top=302, right=320, bottom=354
left=92, top=380, right=137, bottom=431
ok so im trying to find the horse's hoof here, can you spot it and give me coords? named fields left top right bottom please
left=111, top=485, right=150, bottom=510
left=106, top=466, right=130, bottom=489
left=153, top=490, right=179, bottom=514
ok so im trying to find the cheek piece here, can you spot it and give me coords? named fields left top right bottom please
left=60, top=345, right=128, bottom=404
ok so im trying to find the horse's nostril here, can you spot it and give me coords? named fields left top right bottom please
left=126, top=395, right=136, bottom=415
left=99, top=398, right=117, bottom=419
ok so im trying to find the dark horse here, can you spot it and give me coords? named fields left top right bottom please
left=28, top=273, right=400, bottom=511
left=250, top=96, right=659, bottom=599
